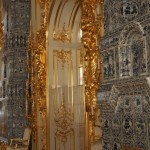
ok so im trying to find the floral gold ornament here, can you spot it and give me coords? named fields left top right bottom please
left=38, top=0, right=46, bottom=9
left=53, top=47, right=74, bottom=149
left=53, top=22, right=72, bottom=43
left=0, top=22, right=4, bottom=49
left=27, top=7, right=48, bottom=150
left=35, top=23, right=47, bottom=150
left=26, top=32, right=37, bottom=138
left=81, top=0, right=104, bottom=144
left=27, top=0, right=51, bottom=149
left=53, top=49, right=72, bottom=69
left=27, top=26, right=47, bottom=149
left=55, top=94, right=74, bottom=144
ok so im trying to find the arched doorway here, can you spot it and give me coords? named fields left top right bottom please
left=28, top=0, right=104, bottom=149
left=47, top=1, right=85, bottom=150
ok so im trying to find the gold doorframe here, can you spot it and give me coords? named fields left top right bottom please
left=81, top=1, right=104, bottom=146
left=27, top=0, right=104, bottom=149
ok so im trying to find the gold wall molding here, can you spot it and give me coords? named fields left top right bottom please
left=27, top=25, right=47, bottom=150
left=52, top=1, right=80, bottom=43
left=26, top=33, right=37, bottom=139
left=37, top=0, right=45, bottom=9
left=35, top=0, right=51, bottom=149
left=27, top=0, right=51, bottom=149
left=54, top=94, right=74, bottom=148
left=53, top=49, right=72, bottom=69
left=53, top=48, right=74, bottom=149
left=0, top=0, right=4, bottom=50
left=53, top=22, right=71, bottom=43
left=0, top=22, right=4, bottom=49
left=81, top=0, right=104, bottom=144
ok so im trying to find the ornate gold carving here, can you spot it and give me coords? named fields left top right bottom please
left=53, top=23, right=72, bottom=43
left=81, top=0, right=104, bottom=144
left=55, top=94, right=74, bottom=144
left=37, top=0, right=45, bottom=9
left=26, top=33, right=37, bottom=138
left=0, top=22, right=4, bottom=49
left=27, top=0, right=51, bottom=149
left=27, top=25, right=47, bottom=149
left=27, top=20, right=47, bottom=150
left=53, top=49, right=72, bottom=69
left=53, top=48, right=74, bottom=149
left=44, top=0, right=51, bottom=25
left=29, top=0, right=104, bottom=149
left=35, top=23, right=47, bottom=150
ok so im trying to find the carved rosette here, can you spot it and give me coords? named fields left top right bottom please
left=81, top=0, right=104, bottom=144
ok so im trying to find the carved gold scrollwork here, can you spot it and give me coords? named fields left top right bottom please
left=53, top=23, right=72, bottom=43
left=27, top=0, right=51, bottom=149
left=26, top=33, right=37, bottom=138
left=27, top=25, right=47, bottom=149
left=53, top=49, right=72, bottom=69
left=0, top=22, right=4, bottom=49
left=28, top=0, right=104, bottom=149
left=37, top=0, right=46, bottom=9
left=55, top=94, right=74, bottom=145
left=27, top=22, right=47, bottom=150
left=36, top=24, right=47, bottom=150
left=81, top=0, right=104, bottom=144
left=53, top=48, right=74, bottom=149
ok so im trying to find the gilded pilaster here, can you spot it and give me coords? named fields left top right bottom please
left=81, top=0, right=104, bottom=145
left=26, top=0, right=51, bottom=149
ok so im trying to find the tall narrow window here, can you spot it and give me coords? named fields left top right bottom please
left=78, top=28, right=83, bottom=42
left=78, top=48, right=84, bottom=85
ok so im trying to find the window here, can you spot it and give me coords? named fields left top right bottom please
left=78, top=48, right=84, bottom=85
